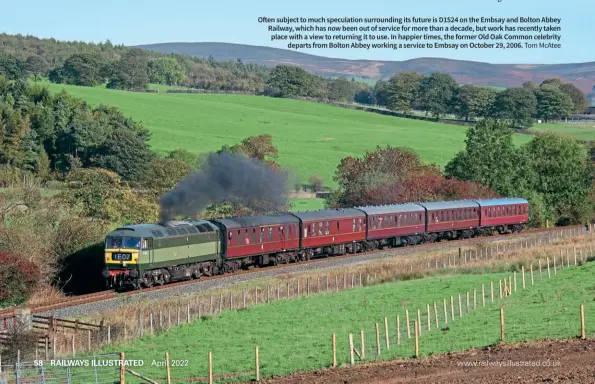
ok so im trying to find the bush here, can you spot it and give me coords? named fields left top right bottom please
left=0, top=251, right=41, bottom=306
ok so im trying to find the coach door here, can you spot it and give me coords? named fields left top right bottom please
left=279, top=225, right=287, bottom=250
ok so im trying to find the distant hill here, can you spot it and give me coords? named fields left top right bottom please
left=136, top=42, right=595, bottom=94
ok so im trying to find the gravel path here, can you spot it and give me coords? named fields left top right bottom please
left=40, top=228, right=585, bottom=319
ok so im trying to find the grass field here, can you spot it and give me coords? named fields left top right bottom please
left=530, top=121, right=595, bottom=141
left=40, top=81, right=533, bottom=187
left=288, top=197, right=326, bottom=211
left=96, top=260, right=595, bottom=383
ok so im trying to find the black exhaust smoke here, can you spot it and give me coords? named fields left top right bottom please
left=158, top=151, right=289, bottom=224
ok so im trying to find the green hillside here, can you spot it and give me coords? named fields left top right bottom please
left=42, top=81, right=533, bottom=186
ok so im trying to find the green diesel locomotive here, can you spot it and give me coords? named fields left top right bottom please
left=102, top=220, right=224, bottom=290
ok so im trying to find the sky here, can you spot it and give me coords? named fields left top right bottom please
left=0, top=0, right=590, bottom=64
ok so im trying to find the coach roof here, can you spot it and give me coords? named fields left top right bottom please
left=417, top=200, right=480, bottom=210
left=291, top=208, right=365, bottom=221
left=473, top=198, right=529, bottom=207
left=211, top=214, right=299, bottom=229
left=356, top=204, right=425, bottom=215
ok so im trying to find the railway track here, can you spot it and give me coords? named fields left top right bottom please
left=0, top=224, right=585, bottom=319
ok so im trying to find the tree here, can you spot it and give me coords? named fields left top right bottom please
left=62, top=167, right=158, bottom=223
left=309, top=175, right=324, bottom=192
left=328, top=145, right=442, bottom=208
left=490, top=87, right=537, bottom=128
left=444, top=119, right=534, bottom=196
left=372, top=80, right=390, bottom=106
left=24, top=56, right=48, bottom=81
left=540, top=78, right=564, bottom=88
left=148, top=57, right=185, bottom=86
left=48, top=53, right=106, bottom=86
left=89, top=127, right=155, bottom=183
left=417, top=72, right=458, bottom=118
left=0, top=53, right=26, bottom=80
left=354, top=88, right=375, bottom=104
left=559, top=83, right=589, bottom=113
left=218, top=134, right=280, bottom=168
left=327, top=77, right=356, bottom=102
left=385, top=72, right=423, bottom=114
left=523, top=132, right=593, bottom=225
left=522, top=81, right=537, bottom=91
left=0, top=251, right=41, bottom=306
left=534, top=84, right=574, bottom=121
left=264, top=65, right=324, bottom=98
left=107, top=48, right=150, bottom=90
left=137, top=157, right=191, bottom=197
left=452, top=85, right=498, bottom=121
left=166, top=148, right=199, bottom=168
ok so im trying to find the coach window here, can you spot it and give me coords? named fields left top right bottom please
left=237, top=230, right=242, bottom=245
left=398, top=214, right=401, bottom=226
left=359, top=218, right=363, bottom=231
left=304, top=225, right=308, bottom=238
left=325, top=221, right=330, bottom=235
left=228, top=231, right=233, bottom=245
left=390, top=216, right=394, bottom=226
left=268, top=227, right=273, bottom=241
left=337, top=222, right=340, bottom=232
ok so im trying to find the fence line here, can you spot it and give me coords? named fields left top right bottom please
left=0, top=226, right=592, bottom=363
left=2, top=245, right=594, bottom=383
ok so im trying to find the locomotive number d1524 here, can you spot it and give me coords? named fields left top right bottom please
left=111, top=253, right=132, bottom=261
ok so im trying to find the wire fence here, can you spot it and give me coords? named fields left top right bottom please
left=0, top=353, right=122, bottom=384
left=1, top=226, right=594, bottom=383
left=0, top=226, right=590, bottom=361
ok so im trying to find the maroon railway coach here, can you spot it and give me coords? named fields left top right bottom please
left=210, top=214, right=301, bottom=268
left=356, top=204, right=426, bottom=246
left=474, top=198, right=529, bottom=233
left=418, top=200, right=481, bottom=240
left=291, top=208, right=367, bottom=257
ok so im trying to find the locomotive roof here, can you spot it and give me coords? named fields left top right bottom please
left=473, top=198, right=529, bottom=206
left=356, top=203, right=425, bottom=215
left=417, top=200, right=480, bottom=210
left=211, top=214, right=299, bottom=229
left=291, top=208, right=366, bottom=221
left=107, top=220, right=218, bottom=238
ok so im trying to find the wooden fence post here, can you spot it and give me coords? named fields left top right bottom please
left=375, top=323, right=381, bottom=355
left=482, top=284, right=485, bottom=307
left=255, top=346, right=260, bottom=381
left=426, top=304, right=431, bottom=331
left=490, top=281, right=494, bottom=302
left=406, top=310, right=411, bottom=338
left=433, top=302, right=439, bottom=328
left=539, top=259, right=542, bottom=280
left=513, top=272, right=517, bottom=292
left=450, top=296, right=454, bottom=320
left=414, top=320, right=419, bottom=358
left=360, top=330, right=366, bottom=360
left=580, top=304, right=586, bottom=339
left=530, top=264, right=534, bottom=285
left=208, top=351, right=213, bottom=384
left=384, top=317, right=390, bottom=349
left=349, top=333, right=355, bottom=365
left=521, top=266, right=526, bottom=289
left=332, top=334, right=337, bottom=367
left=165, top=352, right=171, bottom=384
left=396, top=315, right=401, bottom=345
left=417, top=310, right=422, bottom=336
left=500, top=307, right=505, bottom=342
left=458, top=295, right=463, bottom=318
left=443, top=299, right=448, bottom=324
left=473, top=289, right=476, bottom=310
left=547, top=257, right=551, bottom=278
left=120, top=352, right=126, bottom=384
